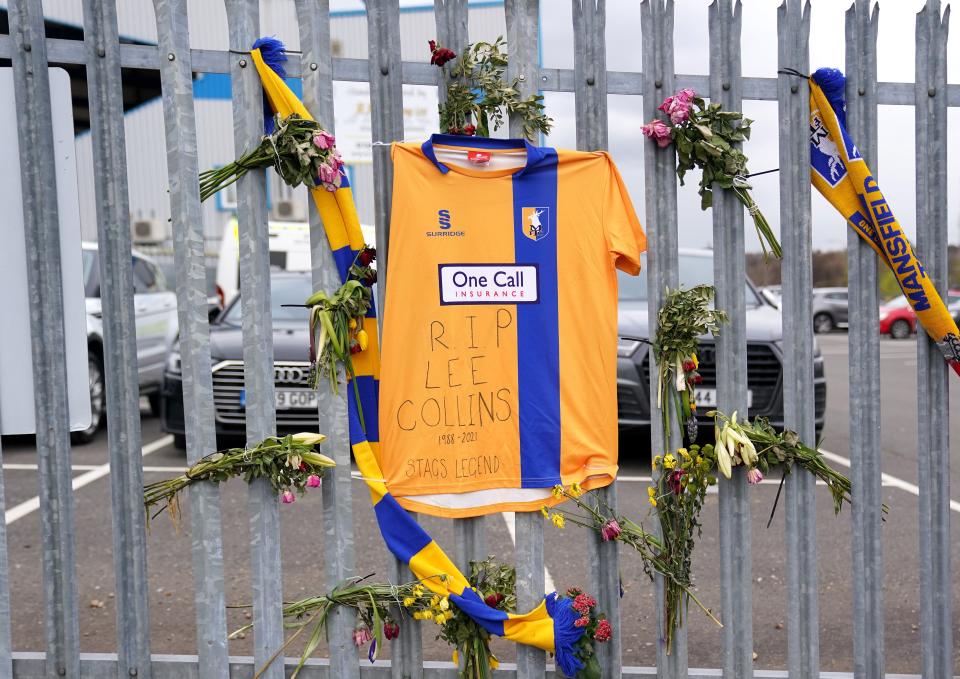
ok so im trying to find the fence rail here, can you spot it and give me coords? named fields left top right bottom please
left=1, top=0, right=955, bottom=678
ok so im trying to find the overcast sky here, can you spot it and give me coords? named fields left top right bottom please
left=337, top=0, right=960, bottom=252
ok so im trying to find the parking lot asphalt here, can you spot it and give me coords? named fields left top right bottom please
left=0, top=333, right=957, bottom=673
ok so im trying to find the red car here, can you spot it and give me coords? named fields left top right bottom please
left=879, top=290, right=960, bottom=339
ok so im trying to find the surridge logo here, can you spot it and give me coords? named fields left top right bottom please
left=427, top=208, right=465, bottom=238
left=521, top=206, right=550, bottom=241
left=438, top=208, right=452, bottom=229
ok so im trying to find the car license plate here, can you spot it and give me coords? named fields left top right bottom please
left=275, top=389, right=317, bottom=410
left=238, top=389, right=317, bottom=410
left=692, top=389, right=752, bottom=408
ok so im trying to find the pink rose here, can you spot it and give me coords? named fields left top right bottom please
left=641, top=119, right=673, bottom=148
left=330, top=151, right=344, bottom=170
left=306, top=474, right=322, bottom=488
left=313, top=130, right=335, bottom=150
left=280, top=490, right=296, bottom=504
left=659, top=88, right=696, bottom=124
left=746, top=468, right=764, bottom=485
left=318, top=162, right=337, bottom=184
left=353, top=625, right=373, bottom=647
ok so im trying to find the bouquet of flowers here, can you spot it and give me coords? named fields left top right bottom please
left=198, top=114, right=343, bottom=202
left=304, top=279, right=372, bottom=395
left=430, top=37, right=552, bottom=142
left=142, top=432, right=334, bottom=526
left=436, top=557, right=515, bottom=679
left=642, top=88, right=781, bottom=258
left=653, top=285, right=727, bottom=444
left=544, top=484, right=721, bottom=656
left=231, top=576, right=439, bottom=679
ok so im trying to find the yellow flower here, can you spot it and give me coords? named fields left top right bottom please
left=356, top=328, right=369, bottom=351
left=434, top=612, right=445, bottom=624
left=439, top=597, right=449, bottom=611
left=551, top=513, right=566, bottom=529
left=489, top=655, right=500, bottom=670
left=652, top=455, right=662, bottom=471
left=691, top=353, right=699, bottom=369
left=663, top=453, right=677, bottom=470
left=540, top=505, right=549, bottom=518
left=551, top=485, right=564, bottom=499
left=349, top=318, right=357, bottom=330
left=678, top=448, right=690, bottom=460
left=647, top=486, right=656, bottom=498
left=430, top=595, right=440, bottom=607
left=570, top=482, right=583, bottom=498
left=443, top=610, right=454, bottom=622
left=649, top=497, right=658, bottom=508
left=452, top=650, right=459, bottom=665
left=412, top=585, right=424, bottom=597
left=402, top=597, right=415, bottom=607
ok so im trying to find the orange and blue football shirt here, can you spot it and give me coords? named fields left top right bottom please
left=379, top=134, right=645, bottom=517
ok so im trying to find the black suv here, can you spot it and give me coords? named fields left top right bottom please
left=617, top=249, right=827, bottom=437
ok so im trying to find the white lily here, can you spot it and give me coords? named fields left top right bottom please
left=715, top=435, right=733, bottom=479
left=292, top=432, right=327, bottom=446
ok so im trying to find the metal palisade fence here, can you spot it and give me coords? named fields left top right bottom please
left=0, top=0, right=955, bottom=677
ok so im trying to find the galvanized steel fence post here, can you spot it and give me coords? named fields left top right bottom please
left=153, top=0, right=231, bottom=674
left=0, top=419, right=9, bottom=678
left=776, top=3, right=818, bottom=678
left=294, top=2, right=362, bottom=677
left=366, top=4, right=423, bottom=677
left=224, top=1, right=285, bottom=676
left=433, top=0, right=489, bottom=580
left=844, top=3, right=883, bottom=677
left=639, top=1, right=687, bottom=676
left=6, top=2, right=82, bottom=677
left=914, top=3, right=952, bottom=678
left=571, top=3, right=622, bottom=678
left=81, top=1, right=153, bottom=676
left=708, top=2, right=754, bottom=677
left=504, top=1, right=546, bottom=676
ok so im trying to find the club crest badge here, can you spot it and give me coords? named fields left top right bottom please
left=521, top=206, right=550, bottom=242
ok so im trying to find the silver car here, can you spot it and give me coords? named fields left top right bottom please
left=80, top=243, right=178, bottom=443
left=811, top=287, right=849, bottom=334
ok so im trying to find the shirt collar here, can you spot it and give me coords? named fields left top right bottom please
left=420, top=133, right=544, bottom=176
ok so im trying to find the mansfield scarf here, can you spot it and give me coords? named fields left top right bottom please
left=808, top=67, right=960, bottom=375
left=248, top=39, right=587, bottom=676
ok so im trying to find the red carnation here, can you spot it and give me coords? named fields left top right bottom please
left=462, top=124, right=476, bottom=136
left=484, top=592, right=505, bottom=608
left=350, top=343, right=362, bottom=355
left=593, top=619, right=612, bottom=642
left=691, top=373, right=703, bottom=385
left=384, top=621, right=400, bottom=640
left=429, top=40, right=456, bottom=67
left=357, top=247, right=376, bottom=266
left=683, top=359, right=696, bottom=372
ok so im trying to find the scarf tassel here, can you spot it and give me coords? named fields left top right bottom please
left=547, top=593, right=588, bottom=678
left=811, top=67, right=847, bottom=128
left=251, top=37, right=288, bottom=133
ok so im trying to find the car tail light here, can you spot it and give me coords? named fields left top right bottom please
left=215, top=284, right=225, bottom=309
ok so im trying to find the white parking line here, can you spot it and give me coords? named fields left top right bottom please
left=500, top=512, right=556, bottom=593
left=819, top=448, right=960, bottom=514
left=5, top=435, right=174, bottom=525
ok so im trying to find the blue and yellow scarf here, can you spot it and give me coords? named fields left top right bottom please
left=809, top=67, right=960, bottom=375
left=248, top=39, right=587, bottom=677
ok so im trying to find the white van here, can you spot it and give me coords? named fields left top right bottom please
left=214, top=218, right=377, bottom=307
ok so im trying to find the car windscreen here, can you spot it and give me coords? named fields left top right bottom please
left=82, top=249, right=99, bottom=298
left=617, top=253, right=762, bottom=306
left=221, top=276, right=313, bottom=325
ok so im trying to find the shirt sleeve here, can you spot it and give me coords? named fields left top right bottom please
left=601, top=153, right=647, bottom=275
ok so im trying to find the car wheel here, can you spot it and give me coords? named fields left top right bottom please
left=890, top=319, right=911, bottom=340
left=813, top=313, right=834, bottom=334
left=71, top=354, right=105, bottom=445
left=173, top=434, right=187, bottom=450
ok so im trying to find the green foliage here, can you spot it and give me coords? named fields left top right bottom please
left=438, top=37, right=552, bottom=142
